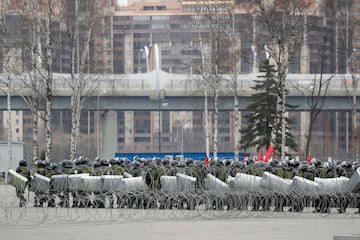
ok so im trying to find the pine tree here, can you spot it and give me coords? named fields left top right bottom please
left=240, top=59, right=297, bottom=157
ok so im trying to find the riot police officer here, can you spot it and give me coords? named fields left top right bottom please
left=15, top=160, right=31, bottom=207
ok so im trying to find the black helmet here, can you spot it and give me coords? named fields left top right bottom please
left=164, top=159, right=171, bottom=166
left=300, top=163, right=308, bottom=171
left=75, top=158, right=82, bottom=165
left=186, top=158, right=194, bottom=166
left=109, top=158, right=119, bottom=165
left=51, top=163, right=58, bottom=170
left=93, top=162, right=101, bottom=168
left=63, top=159, right=73, bottom=168
left=100, top=158, right=109, bottom=166
left=43, top=160, right=51, bottom=169
left=19, top=160, right=27, bottom=167
left=216, top=158, right=224, bottom=166
left=36, top=160, right=45, bottom=168
left=172, top=160, right=180, bottom=167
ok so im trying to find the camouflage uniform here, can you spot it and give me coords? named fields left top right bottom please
left=59, top=160, right=75, bottom=208
left=73, top=157, right=92, bottom=208
left=34, top=161, right=47, bottom=207
left=15, top=160, right=31, bottom=207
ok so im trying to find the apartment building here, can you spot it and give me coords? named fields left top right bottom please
left=0, top=0, right=359, bottom=160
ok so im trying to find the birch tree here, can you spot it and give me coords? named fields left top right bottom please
left=34, top=0, right=61, bottom=162
left=193, top=1, right=232, bottom=159
left=15, top=0, right=45, bottom=164
left=256, top=0, right=310, bottom=160
left=60, top=0, right=101, bottom=161
left=0, top=0, right=14, bottom=170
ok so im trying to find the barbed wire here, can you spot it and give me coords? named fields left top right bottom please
left=2, top=171, right=360, bottom=226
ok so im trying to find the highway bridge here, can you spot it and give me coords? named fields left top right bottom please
left=0, top=69, right=358, bottom=111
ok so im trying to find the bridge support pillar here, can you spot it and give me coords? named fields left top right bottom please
left=102, top=110, right=118, bottom=159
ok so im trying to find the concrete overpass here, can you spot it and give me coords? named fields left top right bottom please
left=0, top=70, right=358, bottom=111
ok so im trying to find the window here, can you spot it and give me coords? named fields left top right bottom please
left=16, top=128, right=19, bottom=133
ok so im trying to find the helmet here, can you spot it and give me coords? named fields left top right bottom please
left=19, top=160, right=27, bottom=167
left=51, top=163, right=58, bottom=170
left=63, top=159, right=73, bottom=168
left=109, top=158, right=119, bottom=165
left=216, top=158, right=224, bottom=166
left=313, top=158, right=322, bottom=166
left=37, top=160, right=46, bottom=168
left=289, top=159, right=300, bottom=167
left=163, top=159, right=170, bottom=166
left=100, top=158, right=109, bottom=166
left=300, top=163, right=308, bottom=171
left=280, top=161, right=288, bottom=169
left=93, top=162, right=101, bottom=168
left=172, top=160, right=180, bottom=167
left=75, top=158, right=82, bottom=165
left=186, top=158, right=194, bottom=166
left=43, top=160, right=51, bottom=169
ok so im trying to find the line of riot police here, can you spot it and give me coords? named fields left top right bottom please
left=12, top=155, right=360, bottom=214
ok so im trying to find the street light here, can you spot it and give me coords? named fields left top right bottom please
left=97, top=90, right=106, bottom=157
left=304, top=85, right=314, bottom=112
left=157, top=89, right=167, bottom=153
left=137, top=49, right=143, bottom=73
left=181, top=124, right=190, bottom=156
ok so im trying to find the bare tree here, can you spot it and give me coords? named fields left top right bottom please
left=0, top=0, right=14, bottom=171
left=192, top=1, right=234, bottom=159
left=326, top=0, right=360, bottom=161
left=60, top=0, right=101, bottom=161
left=291, top=36, right=333, bottom=159
left=256, top=0, right=311, bottom=160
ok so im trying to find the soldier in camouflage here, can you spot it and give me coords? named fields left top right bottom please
left=15, top=160, right=31, bottom=207
left=33, top=160, right=47, bottom=207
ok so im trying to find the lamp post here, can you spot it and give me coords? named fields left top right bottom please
left=138, top=49, right=143, bottom=73
left=157, top=89, right=167, bottom=153
left=181, top=124, right=189, bottom=156
left=97, top=90, right=106, bottom=157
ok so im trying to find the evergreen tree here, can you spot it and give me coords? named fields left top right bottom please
left=240, top=59, right=297, bottom=157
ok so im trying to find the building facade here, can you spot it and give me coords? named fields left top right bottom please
left=0, top=0, right=359, bottom=161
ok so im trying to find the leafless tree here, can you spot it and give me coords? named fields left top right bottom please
left=291, top=37, right=333, bottom=159
left=60, top=0, right=102, bottom=161
left=0, top=0, right=14, bottom=170
left=326, top=0, right=360, bottom=161
left=192, top=1, right=236, bottom=159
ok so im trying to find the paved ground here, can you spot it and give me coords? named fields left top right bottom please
left=1, top=216, right=360, bottom=240
left=1, top=185, right=360, bottom=240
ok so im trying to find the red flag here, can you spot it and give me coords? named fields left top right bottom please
left=307, top=153, right=312, bottom=163
left=253, top=156, right=258, bottom=163
left=264, top=144, right=274, bottom=162
left=259, top=150, right=263, bottom=162
left=204, top=154, right=209, bottom=165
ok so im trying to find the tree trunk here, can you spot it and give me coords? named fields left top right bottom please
left=204, top=83, right=210, bottom=159
left=6, top=79, right=12, bottom=169
left=213, top=87, right=219, bottom=159
left=233, top=96, right=240, bottom=161
left=45, top=5, right=53, bottom=162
